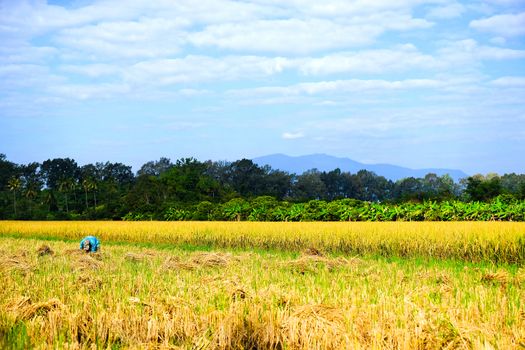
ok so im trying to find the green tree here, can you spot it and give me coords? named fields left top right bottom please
left=228, top=159, right=266, bottom=198
left=58, top=177, right=76, bottom=213
left=248, top=196, right=279, bottom=221
left=137, top=157, right=174, bottom=176
left=8, top=176, right=21, bottom=216
left=465, top=175, right=502, bottom=202
left=292, top=169, right=326, bottom=201
left=221, top=198, right=249, bottom=221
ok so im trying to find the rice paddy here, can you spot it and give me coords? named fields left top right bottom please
left=1, top=221, right=525, bottom=349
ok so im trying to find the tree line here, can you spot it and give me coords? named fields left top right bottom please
left=1, top=153, right=524, bottom=220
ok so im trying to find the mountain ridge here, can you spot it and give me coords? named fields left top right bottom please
left=252, top=153, right=469, bottom=182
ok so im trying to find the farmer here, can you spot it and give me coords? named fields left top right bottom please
left=80, top=235, right=100, bottom=253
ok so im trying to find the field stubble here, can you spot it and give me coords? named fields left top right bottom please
left=0, top=221, right=525, bottom=349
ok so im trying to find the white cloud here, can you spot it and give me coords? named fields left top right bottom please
left=490, top=76, right=525, bottom=87
left=489, top=36, right=507, bottom=45
left=48, top=83, right=130, bottom=100
left=298, top=44, right=441, bottom=75
left=483, top=0, right=525, bottom=6
left=476, top=45, right=525, bottom=59
left=189, top=19, right=381, bottom=54
left=470, top=12, right=525, bottom=37
left=48, top=39, right=525, bottom=92
left=55, top=18, right=187, bottom=60
left=231, top=78, right=446, bottom=99
left=0, top=45, right=57, bottom=64
left=249, top=0, right=446, bottom=17
left=437, top=39, right=525, bottom=66
left=427, top=3, right=465, bottom=19
left=123, top=55, right=293, bottom=86
left=0, top=1, right=136, bottom=38
left=0, top=63, right=64, bottom=89
left=189, top=12, right=432, bottom=54
left=60, top=64, right=121, bottom=78
left=282, top=132, right=305, bottom=140
left=1, top=0, right=524, bottom=109
left=0, top=0, right=268, bottom=37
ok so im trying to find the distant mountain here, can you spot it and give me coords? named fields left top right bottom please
left=252, top=154, right=469, bottom=182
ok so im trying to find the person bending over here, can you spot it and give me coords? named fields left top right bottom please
left=80, top=236, right=100, bottom=253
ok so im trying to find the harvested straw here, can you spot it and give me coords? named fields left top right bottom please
left=284, top=254, right=361, bottom=273
left=125, top=252, right=155, bottom=262
left=37, top=244, right=54, bottom=256
left=77, top=274, right=102, bottom=291
left=162, top=256, right=195, bottom=270
left=6, top=296, right=64, bottom=321
left=64, top=248, right=84, bottom=256
left=481, top=270, right=511, bottom=285
left=303, top=247, right=324, bottom=256
left=0, top=253, right=33, bottom=274
left=73, top=255, right=104, bottom=271
left=162, top=252, right=236, bottom=271
left=284, top=304, right=348, bottom=349
left=190, top=252, right=235, bottom=267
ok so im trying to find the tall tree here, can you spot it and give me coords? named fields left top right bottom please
left=41, top=158, right=79, bottom=190
left=20, top=163, right=43, bottom=216
left=355, top=170, right=393, bottom=202
left=8, top=176, right=21, bottom=216
left=80, top=164, right=100, bottom=209
left=160, top=158, right=213, bottom=203
left=292, top=169, right=327, bottom=201
left=228, top=159, right=266, bottom=198
left=137, top=157, right=174, bottom=176
left=465, top=175, right=502, bottom=201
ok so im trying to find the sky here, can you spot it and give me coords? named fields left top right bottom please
left=1, top=0, right=524, bottom=175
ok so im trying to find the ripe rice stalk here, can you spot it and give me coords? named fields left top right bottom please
left=6, top=296, right=64, bottom=321
left=1, top=221, right=525, bottom=263
left=211, top=303, right=285, bottom=350
left=515, top=268, right=525, bottom=284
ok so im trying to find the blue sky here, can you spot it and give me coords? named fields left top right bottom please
left=1, top=0, right=524, bottom=175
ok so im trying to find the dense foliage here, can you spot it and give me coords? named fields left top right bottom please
left=1, top=153, right=524, bottom=221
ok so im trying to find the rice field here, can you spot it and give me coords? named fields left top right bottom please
left=1, top=221, right=525, bottom=349
left=1, top=221, right=525, bottom=263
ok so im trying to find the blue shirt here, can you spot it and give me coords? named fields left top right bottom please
left=80, top=236, right=100, bottom=252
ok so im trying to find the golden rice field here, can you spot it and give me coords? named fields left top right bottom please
left=1, top=221, right=525, bottom=349
left=1, top=221, right=525, bottom=263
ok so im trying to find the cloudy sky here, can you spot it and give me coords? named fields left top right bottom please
left=1, top=0, right=524, bottom=175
